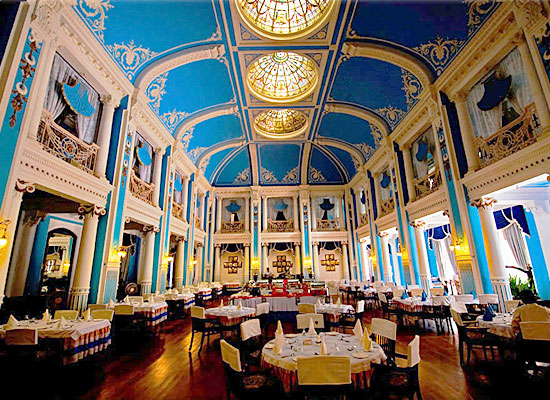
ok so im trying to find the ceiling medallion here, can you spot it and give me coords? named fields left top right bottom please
left=254, top=109, right=308, bottom=139
left=235, top=0, right=336, bottom=40
left=247, top=51, right=318, bottom=103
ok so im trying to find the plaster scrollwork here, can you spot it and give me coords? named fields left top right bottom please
left=401, top=69, right=423, bottom=109
left=410, top=220, right=426, bottom=229
left=143, top=225, right=160, bottom=233
left=106, top=41, right=158, bottom=80
left=15, top=179, right=36, bottom=194
left=376, top=106, right=406, bottom=129
left=260, top=167, right=278, bottom=184
left=308, top=166, right=327, bottom=183
left=282, top=166, right=299, bottom=184
left=234, top=168, right=251, bottom=185
left=76, top=0, right=113, bottom=40
left=31, top=0, right=64, bottom=40
left=465, top=0, right=499, bottom=36
left=513, top=0, right=546, bottom=29
left=145, top=72, right=168, bottom=112
left=413, top=36, right=464, bottom=76
left=77, top=204, right=106, bottom=218
left=470, top=197, right=498, bottom=209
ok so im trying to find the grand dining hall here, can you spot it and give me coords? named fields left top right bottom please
left=1, top=0, right=550, bottom=399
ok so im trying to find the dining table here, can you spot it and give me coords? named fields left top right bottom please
left=0, top=318, right=111, bottom=365
left=205, top=305, right=255, bottom=327
left=476, top=313, right=514, bottom=338
left=110, top=301, right=168, bottom=327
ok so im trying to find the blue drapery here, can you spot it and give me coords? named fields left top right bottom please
left=427, top=224, right=451, bottom=248
left=493, top=205, right=530, bottom=235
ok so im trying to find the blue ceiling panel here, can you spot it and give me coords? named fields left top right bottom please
left=259, top=144, right=301, bottom=185
left=215, top=147, right=251, bottom=186
left=188, top=114, right=244, bottom=151
left=308, top=147, right=345, bottom=185
left=326, top=146, right=357, bottom=180
left=203, top=147, right=234, bottom=182
left=318, top=113, right=376, bottom=148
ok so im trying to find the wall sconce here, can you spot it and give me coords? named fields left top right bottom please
left=164, top=254, right=174, bottom=263
left=189, top=258, right=197, bottom=270
left=116, top=245, right=130, bottom=259
left=0, top=220, right=11, bottom=248
left=449, top=238, right=463, bottom=251
left=303, top=256, right=312, bottom=267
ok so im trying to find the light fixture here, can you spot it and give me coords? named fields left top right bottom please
left=0, top=220, right=11, bottom=249
left=303, top=256, right=312, bottom=267
left=254, top=109, right=308, bottom=139
left=116, top=246, right=128, bottom=259
left=449, top=238, right=463, bottom=251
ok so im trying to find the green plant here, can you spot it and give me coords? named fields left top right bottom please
left=509, top=275, right=536, bottom=298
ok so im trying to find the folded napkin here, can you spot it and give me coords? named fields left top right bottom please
left=58, top=316, right=68, bottom=329
left=276, top=320, right=284, bottom=335
left=320, top=338, right=328, bottom=355
left=483, top=305, right=495, bottom=321
left=108, top=299, right=115, bottom=307
left=274, top=332, right=286, bottom=355
left=336, top=297, right=342, bottom=306
left=401, top=291, right=408, bottom=299
left=218, top=299, right=224, bottom=310
left=353, top=319, right=363, bottom=339
left=83, top=309, right=92, bottom=322
left=42, top=309, right=51, bottom=321
left=421, top=291, right=427, bottom=301
left=237, top=300, right=242, bottom=310
left=124, top=296, right=130, bottom=304
left=361, top=328, right=372, bottom=351
left=316, top=298, right=322, bottom=307
left=307, top=317, right=316, bottom=335
left=5, top=315, right=19, bottom=329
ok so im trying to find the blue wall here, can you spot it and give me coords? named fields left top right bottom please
left=524, top=210, right=550, bottom=299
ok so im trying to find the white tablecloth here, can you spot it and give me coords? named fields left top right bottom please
left=316, top=304, right=355, bottom=316
left=266, top=297, right=298, bottom=312
left=298, top=296, right=325, bottom=305
left=476, top=314, right=514, bottom=338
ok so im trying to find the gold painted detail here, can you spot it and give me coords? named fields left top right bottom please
left=254, top=109, right=308, bottom=139
left=413, top=167, right=442, bottom=200
left=195, top=217, right=202, bottom=230
left=376, top=106, right=406, bottom=129
left=129, top=170, right=155, bottom=205
left=465, top=0, right=499, bottom=36
left=413, top=36, right=464, bottom=76
left=267, top=219, right=294, bottom=232
left=401, top=70, right=423, bottom=109
left=474, top=103, right=539, bottom=169
left=359, top=214, right=368, bottom=227
left=379, top=197, right=395, bottom=217
left=221, top=221, right=245, bottom=233
left=37, top=110, right=98, bottom=174
left=234, top=168, right=251, bottom=184
left=172, top=201, right=185, bottom=221
left=317, top=219, right=339, bottom=231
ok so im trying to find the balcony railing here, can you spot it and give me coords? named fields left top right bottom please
left=359, top=214, right=368, bottom=227
left=317, top=219, right=340, bottom=231
left=267, top=219, right=294, bottom=232
left=474, top=103, right=539, bottom=169
left=37, top=110, right=98, bottom=174
left=413, top=168, right=442, bottom=200
left=172, top=201, right=185, bottom=221
left=129, top=171, right=155, bottom=205
left=379, top=197, right=395, bottom=217
left=221, top=221, right=245, bottom=233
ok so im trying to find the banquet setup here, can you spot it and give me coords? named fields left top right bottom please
left=1, top=0, right=550, bottom=399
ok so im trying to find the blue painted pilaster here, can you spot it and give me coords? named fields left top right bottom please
left=524, top=210, right=550, bottom=299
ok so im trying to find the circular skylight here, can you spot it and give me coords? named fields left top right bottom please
left=254, top=109, right=308, bottom=139
left=247, top=52, right=318, bottom=103
left=235, top=0, right=335, bottom=40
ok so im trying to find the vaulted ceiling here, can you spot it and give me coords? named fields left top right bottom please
left=74, top=0, right=499, bottom=186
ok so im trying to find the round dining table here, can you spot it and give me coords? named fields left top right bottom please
left=205, top=305, right=255, bottom=326
left=261, top=332, right=386, bottom=393
left=476, top=313, right=514, bottom=338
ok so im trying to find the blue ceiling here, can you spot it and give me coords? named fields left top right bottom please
left=74, top=0, right=499, bottom=186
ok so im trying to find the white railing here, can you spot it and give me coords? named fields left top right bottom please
left=129, top=171, right=155, bottom=205
left=221, top=221, right=245, bottom=233
left=37, top=110, right=98, bottom=174
left=316, top=219, right=340, bottom=231
left=267, top=219, right=294, bottom=232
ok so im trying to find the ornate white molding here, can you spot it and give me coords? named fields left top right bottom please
left=174, top=104, right=239, bottom=141
left=406, top=189, right=448, bottom=222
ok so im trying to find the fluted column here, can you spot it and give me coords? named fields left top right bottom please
left=244, top=244, right=250, bottom=283
left=138, top=226, right=158, bottom=295
left=517, top=40, right=550, bottom=135
left=341, top=241, right=350, bottom=280
left=411, top=220, right=432, bottom=292
left=472, top=198, right=512, bottom=311
left=262, top=243, right=269, bottom=276
left=293, top=195, right=299, bottom=231
left=216, top=195, right=222, bottom=232
left=378, top=232, right=393, bottom=283
left=214, top=244, right=222, bottom=282
left=453, top=94, right=480, bottom=172
left=389, top=237, right=402, bottom=286
left=174, top=238, right=185, bottom=289
left=402, top=145, right=416, bottom=203
left=94, top=96, right=118, bottom=177
left=294, top=243, right=301, bottom=274
left=244, top=197, right=250, bottom=232
left=152, top=149, right=164, bottom=207
left=312, top=242, right=320, bottom=279
left=182, top=176, right=189, bottom=221
left=69, top=205, right=106, bottom=313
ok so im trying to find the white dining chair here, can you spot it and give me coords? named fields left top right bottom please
left=478, top=294, right=498, bottom=305
left=296, top=313, right=324, bottom=331
left=371, top=318, right=397, bottom=361
left=128, top=296, right=144, bottom=304
left=298, top=303, right=316, bottom=314
left=54, top=310, right=78, bottom=320
left=87, top=304, right=107, bottom=312
left=430, top=287, right=444, bottom=296
left=505, top=300, right=522, bottom=312
left=454, top=294, right=474, bottom=303
left=240, top=319, right=262, bottom=342
left=91, top=309, right=114, bottom=321
left=114, top=304, right=135, bottom=315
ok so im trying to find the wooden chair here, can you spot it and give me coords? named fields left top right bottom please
left=239, top=319, right=264, bottom=369
left=296, top=356, right=352, bottom=399
left=298, top=303, right=316, bottom=314
left=53, top=310, right=78, bottom=320
left=371, top=335, right=422, bottom=400
left=5, top=328, right=40, bottom=364
left=339, top=300, right=365, bottom=333
left=296, top=313, right=324, bottom=332
left=371, top=318, right=397, bottom=362
left=189, top=306, right=220, bottom=354
left=519, top=321, right=550, bottom=377
left=220, top=339, right=278, bottom=399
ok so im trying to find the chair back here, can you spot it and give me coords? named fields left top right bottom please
left=432, top=296, right=449, bottom=306
left=478, top=294, right=498, bottom=305
left=87, top=304, right=107, bottom=312
left=5, top=328, right=38, bottom=346
left=128, top=296, right=143, bottom=304
left=298, top=303, right=316, bottom=314
left=392, top=288, right=404, bottom=298
left=373, top=281, right=384, bottom=288
left=153, top=295, right=165, bottom=303
left=376, top=286, right=389, bottom=293
left=409, top=288, right=423, bottom=297
left=406, top=335, right=421, bottom=367
left=91, top=309, right=114, bottom=321
left=54, top=310, right=78, bottom=320
left=327, top=281, right=339, bottom=295
left=296, top=313, right=324, bottom=330
left=520, top=322, right=550, bottom=340
left=297, top=356, right=351, bottom=385
left=114, top=304, right=135, bottom=315
left=357, top=300, right=365, bottom=314
left=450, top=302, right=468, bottom=315
left=190, top=306, right=205, bottom=319
left=371, top=318, right=397, bottom=341
left=454, top=294, right=474, bottom=303
left=377, top=292, right=387, bottom=303
left=505, top=300, right=521, bottom=312
left=450, top=308, right=464, bottom=327
left=430, top=287, right=444, bottom=296
left=220, top=339, right=242, bottom=372
left=255, top=302, right=270, bottom=316
left=240, top=318, right=261, bottom=341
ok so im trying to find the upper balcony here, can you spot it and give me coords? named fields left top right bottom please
left=316, top=219, right=340, bottom=231
left=379, top=197, right=395, bottom=217
left=221, top=221, right=245, bottom=233
left=413, top=167, right=442, bottom=201
left=267, top=219, right=294, bottom=233
left=172, top=201, right=185, bottom=221
left=129, top=170, right=155, bottom=205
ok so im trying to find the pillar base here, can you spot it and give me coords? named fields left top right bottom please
left=69, top=287, right=90, bottom=315
left=140, top=281, right=152, bottom=295
left=491, top=277, right=512, bottom=312
left=420, top=274, right=431, bottom=293
left=175, top=278, right=184, bottom=289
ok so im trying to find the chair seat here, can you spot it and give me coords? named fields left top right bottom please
left=242, top=373, right=267, bottom=390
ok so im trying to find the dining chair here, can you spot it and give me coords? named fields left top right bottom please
left=370, top=318, right=397, bottom=362
left=339, top=300, right=365, bottom=333
left=87, top=304, right=107, bottom=312
left=296, top=313, right=324, bottom=332
left=298, top=303, right=316, bottom=314
left=371, top=335, right=422, bottom=400
left=53, top=310, right=78, bottom=320
left=91, top=309, right=114, bottom=321
left=153, top=295, right=166, bottom=303
left=189, top=306, right=220, bottom=354
left=430, top=287, right=444, bottom=296
left=454, top=294, right=474, bottom=303
left=220, top=339, right=278, bottom=399
left=392, top=288, right=404, bottom=298
left=296, top=355, right=352, bottom=399
left=519, top=322, right=550, bottom=378
left=5, top=328, right=39, bottom=364
left=409, top=288, right=424, bottom=297
left=239, top=318, right=264, bottom=368
left=478, top=294, right=499, bottom=312
left=128, top=296, right=144, bottom=304
left=505, top=300, right=522, bottom=313
left=255, top=302, right=270, bottom=336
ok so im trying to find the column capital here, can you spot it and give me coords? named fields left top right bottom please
left=143, top=224, right=160, bottom=233
left=243, top=243, right=251, bottom=248
left=155, top=147, right=165, bottom=157
left=410, top=220, right=426, bottom=229
left=100, top=94, right=120, bottom=109
left=450, top=90, right=469, bottom=103
left=377, top=232, right=389, bottom=238
left=174, top=235, right=186, bottom=242
left=470, top=197, right=497, bottom=209
left=196, top=242, right=204, bottom=248
left=23, top=210, right=47, bottom=227
left=312, top=242, right=319, bottom=246
left=77, top=204, right=106, bottom=219
left=293, top=242, right=301, bottom=247
left=15, top=179, right=35, bottom=194
left=214, top=244, right=222, bottom=248
left=341, top=241, right=348, bottom=246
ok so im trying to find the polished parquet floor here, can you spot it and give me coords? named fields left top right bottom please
left=0, top=299, right=546, bottom=400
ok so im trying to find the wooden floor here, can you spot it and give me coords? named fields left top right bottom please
left=1, top=300, right=546, bottom=399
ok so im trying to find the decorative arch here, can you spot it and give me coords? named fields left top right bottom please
left=195, top=139, right=244, bottom=167
left=315, top=137, right=365, bottom=163
left=323, top=102, right=390, bottom=136
left=174, top=104, right=239, bottom=141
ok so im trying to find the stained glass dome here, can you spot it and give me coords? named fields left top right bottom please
left=247, top=52, right=318, bottom=103
left=235, top=0, right=335, bottom=40
left=254, top=109, right=308, bottom=139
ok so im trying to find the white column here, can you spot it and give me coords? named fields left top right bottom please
left=244, top=197, right=250, bottom=232
left=94, top=96, right=118, bottom=177
left=359, top=240, right=369, bottom=281
left=337, top=196, right=345, bottom=230
left=262, top=196, right=268, bottom=231
left=216, top=195, right=222, bottom=232
left=174, top=238, right=185, bottom=289
left=69, top=205, right=104, bottom=314
left=411, top=221, right=432, bottom=292
left=312, top=242, right=320, bottom=280
left=341, top=242, right=350, bottom=280
left=214, top=245, right=222, bottom=282
left=293, top=195, right=299, bottom=231
left=182, top=176, right=189, bottom=221
left=517, top=40, right=550, bottom=134
left=6, top=212, right=43, bottom=296
left=402, top=145, right=416, bottom=203
left=196, top=243, right=204, bottom=284
left=454, top=95, right=480, bottom=172
left=138, top=228, right=157, bottom=295
left=244, top=244, right=250, bottom=283
left=379, top=233, right=393, bottom=283
left=152, top=149, right=164, bottom=207
left=389, top=237, right=401, bottom=286
left=262, top=244, right=269, bottom=276
left=311, top=196, right=317, bottom=231
left=373, top=173, right=383, bottom=218
left=294, top=243, right=301, bottom=275
left=473, top=198, right=512, bottom=311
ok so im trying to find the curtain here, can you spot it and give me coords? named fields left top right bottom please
left=432, top=237, right=459, bottom=282
left=267, top=198, right=292, bottom=221
left=502, top=222, right=531, bottom=272
left=467, top=82, right=502, bottom=138
left=222, top=198, right=244, bottom=222
left=76, top=87, right=100, bottom=144
left=411, top=140, right=428, bottom=178
left=134, top=134, right=152, bottom=183
left=499, top=49, right=532, bottom=114
left=44, top=54, right=74, bottom=120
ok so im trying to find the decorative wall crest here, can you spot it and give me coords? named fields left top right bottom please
left=376, top=106, right=406, bottom=129
left=188, top=147, right=207, bottom=163
left=146, top=72, right=168, bottom=112
left=401, top=69, right=423, bottom=109
left=356, top=143, right=375, bottom=160
left=260, top=166, right=278, bottom=184
left=106, top=41, right=158, bottom=80
left=282, top=166, right=299, bottom=184
left=233, top=168, right=251, bottom=184
left=160, top=109, right=189, bottom=132
left=309, top=166, right=327, bottom=183
left=413, top=36, right=464, bottom=76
